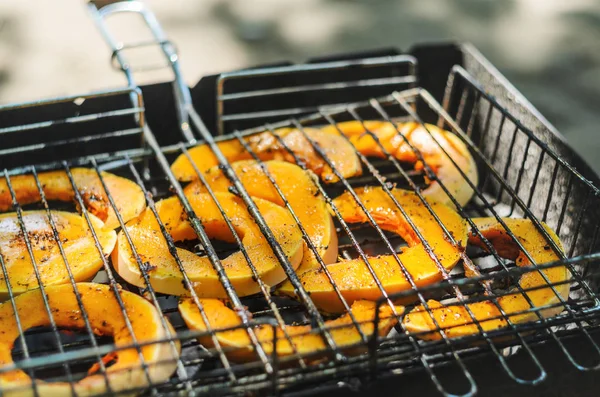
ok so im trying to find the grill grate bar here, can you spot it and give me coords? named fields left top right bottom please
left=567, top=189, right=589, bottom=260
left=0, top=129, right=142, bottom=157
left=524, top=146, right=546, bottom=211
left=542, top=161, right=561, bottom=224
left=0, top=107, right=144, bottom=136
left=218, top=76, right=416, bottom=102
left=555, top=174, right=574, bottom=237
left=2, top=148, right=151, bottom=177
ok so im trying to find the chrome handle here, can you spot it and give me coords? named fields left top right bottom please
left=87, top=0, right=195, bottom=142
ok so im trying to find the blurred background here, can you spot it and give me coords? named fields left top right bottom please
left=0, top=0, right=598, bottom=171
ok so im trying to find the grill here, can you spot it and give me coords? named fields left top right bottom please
left=1, top=2, right=600, bottom=396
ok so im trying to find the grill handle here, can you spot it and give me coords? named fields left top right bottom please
left=87, top=0, right=195, bottom=143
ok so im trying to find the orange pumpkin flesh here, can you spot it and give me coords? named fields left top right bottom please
left=171, top=127, right=362, bottom=184
left=0, top=168, right=146, bottom=230
left=112, top=191, right=303, bottom=297
left=183, top=160, right=338, bottom=291
left=284, top=187, right=468, bottom=313
left=321, top=121, right=478, bottom=207
left=0, top=283, right=179, bottom=396
left=403, top=218, right=569, bottom=340
left=172, top=120, right=477, bottom=206
left=179, top=298, right=402, bottom=361
left=0, top=211, right=116, bottom=299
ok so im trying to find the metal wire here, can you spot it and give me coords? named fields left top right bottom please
left=87, top=1, right=194, bottom=142
left=216, top=55, right=418, bottom=135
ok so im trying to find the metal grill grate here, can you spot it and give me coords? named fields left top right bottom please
left=2, top=76, right=600, bottom=396
left=1, top=2, right=600, bottom=397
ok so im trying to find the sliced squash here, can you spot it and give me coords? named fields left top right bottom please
left=112, top=191, right=303, bottom=297
left=171, top=127, right=362, bottom=184
left=179, top=298, right=402, bottom=361
left=403, top=218, right=569, bottom=340
left=284, top=187, right=468, bottom=313
left=0, top=283, right=179, bottom=396
left=0, top=211, right=116, bottom=299
left=183, top=160, right=338, bottom=291
left=321, top=121, right=478, bottom=207
left=0, top=168, right=146, bottom=229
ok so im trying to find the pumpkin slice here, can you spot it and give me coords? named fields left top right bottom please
left=283, top=187, right=468, bottom=313
left=112, top=191, right=303, bottom=297
left=183, top=160, right=338, bottom=288
left=321, top=121, right=478, bottom=207
left=0, top=168, right=146, bottom=229
left=179, top=298, right=402, bottom=361
left=0, top=283, right=179, bottom=396
left=403, top=218, right=569, bottom=340
left=171, top=127, right=362, bottom=184
left=0, top=211, right=116, bottom=299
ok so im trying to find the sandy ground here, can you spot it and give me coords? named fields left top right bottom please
left=0, top=0, right=598, bottom=171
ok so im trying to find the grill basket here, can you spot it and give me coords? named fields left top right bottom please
left=1, top=2, right=600, bottom=396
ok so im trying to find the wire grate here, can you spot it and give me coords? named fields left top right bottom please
left=2, top=66, right=600, bottom=395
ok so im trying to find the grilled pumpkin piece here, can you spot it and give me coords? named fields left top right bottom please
left=0, top=283, right=179, bottom=396
left=183, top=160, right=338, bottom=286
left=320, top=121, right=478, bottom=207
left=283, top=186, right=468, bottom=313
left=179, top=298, right=402, bottom=361
left=0, top=168, right=146, bottom=230
left=403, top=218, right=569, bottom=340
left=171, top=127, right=362, bottom=184
left=112, top=191, right=303, bottom=297
left=0, top=211, right=116, bottom=300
